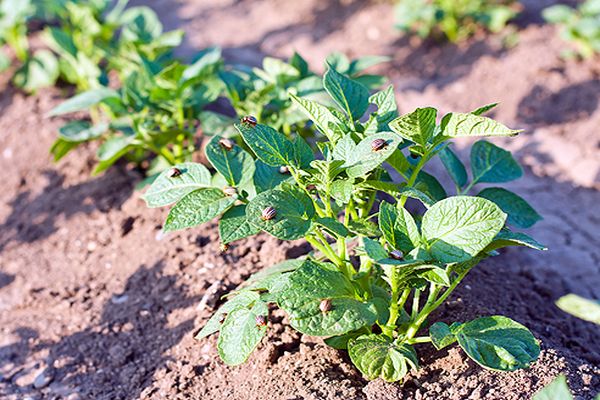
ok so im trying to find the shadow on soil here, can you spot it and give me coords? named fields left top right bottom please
left=0, top=168, right=135, bottom=252
left=0, top=260, right=200, bottom=399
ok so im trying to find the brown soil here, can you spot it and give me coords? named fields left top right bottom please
left=1, top=1, right=599, bottom=399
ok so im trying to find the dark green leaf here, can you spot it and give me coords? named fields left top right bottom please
left=455, top=316, right=540, bottom=371
left=470, top=140, right=523, bottom=184
left=439, top=147, right=467, bottom=188
left=429, top=322, right=458, bottom=350
left=219, top=205, right=261, bottom=244
left=478, top=187, right=542, bottom=228
left=414, top=171, right=447, bottom=202
left=236, top=123, right=295, bottom=167
left=253, top=160, right=291, bottom=193
left=289, top=93, right=345, bottom=143
left=246, top=188, right=315, bottom=240
left=277, top=260, right=377, bottom=336
left=316, top=217, right=350, bottom=238
left=58, top=121, right=108, bottom=142
left=164, top=188, right=236, bottom=232
left=348, top=335, right=418, bottom=382
left=485, top=229, right=547, bottom=252
left=471, top=103, right=498, bottom=116
left=379, top=201, right=420, bottom=252
left=323, top=65, right=370, bottom=120
left=195, top=291, right=260, bottom=340
left=206, top=135, right=255, bottom=186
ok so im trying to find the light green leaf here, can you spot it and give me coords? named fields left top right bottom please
left=206, top=135, right=255, bottom=186
left=556, top=294, right=600, bottom=325
left=142, top=162, right=212, bottom=208
left=291, top=135, right=314, bottom=168
left=289, top=93, right=344, bottom=143
left=50, top=139, right=78, bottom=162
left=418, top=265, right=451, bottom=286
left=243, top=259, right=304, bottom=292
left=236, top=123, right=295, bottom=167
left=164, top=188, right=236, bottom=232
left=429, top=322, right=458, bottom=350
left=389, top=107, right=437, bottom=147
left=478, top=187, right=542, bottom=229
left=323, top=65, right=370, bottom=120
left=422, top=196, right=507, bottom=263
left=368, top=85, right=399, bottom=131
left=48, top=87, right=119, bottom=116
left=440, top=113, right=521, bottom=138
left=219, top=205, right=261, bottom=244
left=58, top=121, right=108, bottom=142
left=330, top=179, right=354, bottom=204
left=398, top=186, right=435, bottom=208
left=14, top=50, right=59, bottom=93
left=348, top=334, right=418, bottom=382
left=533, top=375, right=573, bottom=400
left=455, top=316, right=540, bottom=371
left=246, top=188, right=315, bottom=240
left=333, top=133, right=402, bottom=178
left=195, top=291, right=260, bottom=340
left=470, top=140, right=523, bottom=184
left=439, top=147, right=467, bottom=188
left=379, top=201, right=420, bottom=252
left=93, top=136, right=134, bottom=175
left=484, top=229, right=547, bottom=252
left=316, top=217, right=350, bottom=238
left=217, top=301, right=268, bottom=366
left=277, top=260, right=377, bottom=336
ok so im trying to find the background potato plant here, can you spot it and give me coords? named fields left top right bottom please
left=395, top=0, right=522, bottom=43
left=144, top=65, right=545, bottom=382
left=543, top=0, right=600, bottom=59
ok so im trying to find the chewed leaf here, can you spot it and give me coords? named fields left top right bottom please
left=348, top=334, right=418, bottom=382
left=277, top=260, right=377, bottom=336
left=422, top=196, right=506, bottom=263
left=455, top=316, right=540, bottom=371
left=142, top=163, right=212, bottom=208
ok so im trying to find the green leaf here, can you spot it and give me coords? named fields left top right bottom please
left=330, top=179, right=354, bottom=204
left=429, top=322, right=458, bottom=350
left=243, top=259, right=304, bottom=292
left=253, top=160, right=290, bottom=192
left=50, top=139, right=79, bottom=162
left=289, top=93, right=344, bottom=143
left=58, top=121, right=108, bottom=142
left=323, top=65, right=370, bottom=120
left=418, top=266, right=451, bottom=286
left=389, top=107, right=437, bottom=147
left=471, top=103, right=498, bottom=116
left=206, top=135, right=255, bottom=186
left=542, top=5, right=574, bottom=24
left=379, top=201, right=420, bottom=252
left=316, top=217, right=350, bottom=237
left=333, top=133, right=402, bottom=178
left=195, top=291, right=260, bottom=340
left=164, top=188, right=236, bottom=232
left=422, top=196, right=507, bottom=263
left=533, top=375, right=573, bottom=400
left=368, top=85, right=399, bottom=131
left=219, top=205, right=261, bottom=244
left=470, top=140, right=523, bottom=184
left=142, top=163, right=212, bottom=208
left=484, top=229, right=547, bottom=252
left=556, top=294, right=600, bottom=325
left=478, top=187, right=542, bottom=229
left=455, top=316, right=540, bottom=371
left=277, top=260, right=377, bottom=336
left=291, top=135, right=314, bottom=168
left=398, top=186, right=435, bottom=208
left=48, top=87, right=119, bottom=116
left=348, top=335, right=418, bottom=382
left=439, top=147, right=467, bottom=188
left=440, top=113, right=521, bottom=138
left=217, top=301, right=268, bottom=366
left=236, top=123, right=295, bottom=167
left=414, top=171, right=447, bottom=202
left=93, top=136, right=134, bottom=175
left=246, top=188, right=315, bottom=240
left=14, top=50, right=59, bottom=93
left=324, top=329, right=368, bottom=350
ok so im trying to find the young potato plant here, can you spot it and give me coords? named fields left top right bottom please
left=395, top=0, right=521, bottom=43
left=43, top=0, right=183, bottom=91
left=47, top=47, right=223, bottom=175
left=144, top=65, right=545, bottom=382
left=219, top=51, right=388, bottom=136
left=543, top=0, right=600, bottom=59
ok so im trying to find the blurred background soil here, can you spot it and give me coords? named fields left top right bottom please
left=0, top=1, right=598, bottom=399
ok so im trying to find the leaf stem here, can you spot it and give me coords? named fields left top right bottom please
left=406, top=336, right=432, bottom=344
left=400, top=153, right=429, bottom=207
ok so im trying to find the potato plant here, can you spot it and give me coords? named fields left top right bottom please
left=47, top=47, right=223, bottom=174
left=220, top=52, right=388, bottom=136
left=144, top=65, right=545, bottom=382
left=395, top=0, right=521, bottom=43
left=543, top=0, right=600, bottom=59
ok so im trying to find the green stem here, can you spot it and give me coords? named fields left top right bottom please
left=406, top=336, right=432, bottom=344
left=459, top=179, right=477, bottom=195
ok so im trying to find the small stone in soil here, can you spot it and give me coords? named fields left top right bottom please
left=33, top=368, right=54, bottom=389
left=111, top=294, right=129, bottom=304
